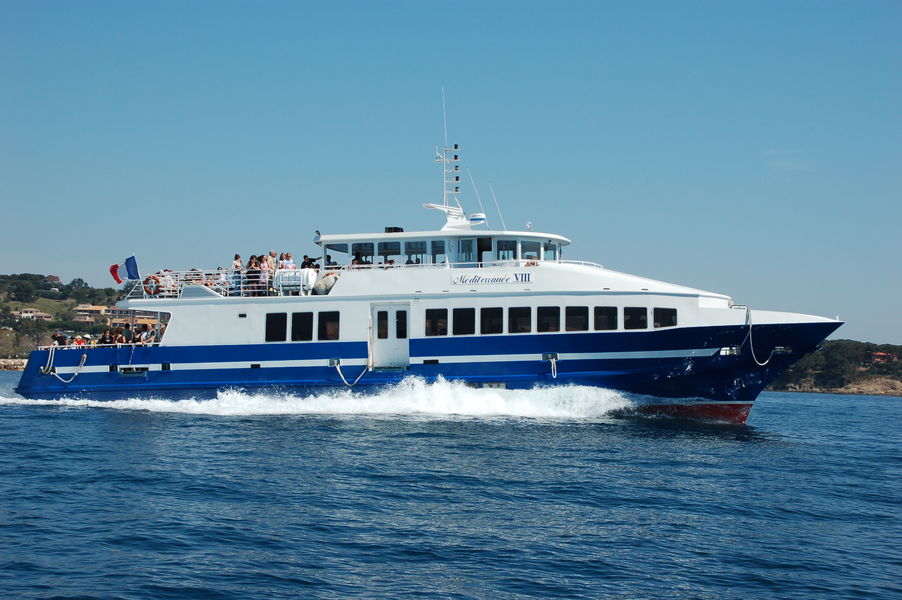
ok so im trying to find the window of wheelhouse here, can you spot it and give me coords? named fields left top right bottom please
left=566, top=306, right=589, bottom=331
left=537, top=306, right=560, bottom=332
left=404, top=241, right=427, bottom=265
left=654, top=308, right=678, bottom=328
left=431, top=240, right=447, bottom=265
left=521, top=241, right=541, bottom=261
left=453, top=308, right=475, bottom=335
left=544, top=243, right=559, bottom=261
left=496, top=240, right=517, bottom=261
left=265, top=312, right=287, bottom=342
left=425, top=309, right=448, bottom=336
left=481, top=307, right=503, bottom=334
left=351, top=242, right=374, bottom=265
left=318, top=311, right=340, bottom=340
left=509, top=307, right=531, bottom=333
left=624, top=307, right=647, bottom=330
left=594, top=306, right=617, bottom=330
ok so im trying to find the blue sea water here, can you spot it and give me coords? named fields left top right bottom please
left=0, top=371, right=899, bottom=599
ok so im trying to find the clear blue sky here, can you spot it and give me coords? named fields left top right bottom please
left=1, top=1, right=899, bottom=343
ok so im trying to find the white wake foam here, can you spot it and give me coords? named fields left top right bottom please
left=0, top=377, right=634, bottom=420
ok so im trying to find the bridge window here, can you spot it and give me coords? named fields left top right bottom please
left=481, top=307, right=503, bottom=334
left=654, top=308, right=678, bottom=328
left=594, top=306, right=617, bottom=330
left=509, top=307, right=531, bottom=333
left=537, top=306, right=560, bottom=332
left=318, top=311, right=340, bottom=340
left=425, top=309, right=448, bottom=336
left=624, top=307, right=647, bottom=330
left=291, top=312, right=313, bottom=341
left=566, top=306, right=589, bottom=331
left=544, top=244, right=558, bottom=261
left=265, top=313, right=287, bottom=342
left=453, top=308, right=475, bottom=335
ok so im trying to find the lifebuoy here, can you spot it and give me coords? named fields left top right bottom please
left=525, top=261, right=538, bottom=267
left=143, top=275, right=161, bottom=295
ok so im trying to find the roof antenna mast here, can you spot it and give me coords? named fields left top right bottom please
left=435, top=87, right=461, bottom=208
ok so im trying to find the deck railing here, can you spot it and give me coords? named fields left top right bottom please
left=124, top=259, right=605, bottom=300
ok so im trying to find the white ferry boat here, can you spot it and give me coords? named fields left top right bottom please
left=15, top=144, right=842, bottom=422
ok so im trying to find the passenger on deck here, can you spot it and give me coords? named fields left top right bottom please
left=98, top=330, right=114, bottom=345
left=325, top=255, right=337, bottom=267
left=230, top=254, right=243, bottom=296
left=283, top=253, right=296, bottom=269
left=141, top=324, right=156, bottom=345
left=113, top=328, right=127, bottom=345
left=260, top=253, right=272, bottom=296
left=246, top=256, right=261, bottom=296
left=123, top=323, right=133, bottom=344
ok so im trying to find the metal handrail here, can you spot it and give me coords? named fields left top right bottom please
left=124, top=259, right=606, bottom=299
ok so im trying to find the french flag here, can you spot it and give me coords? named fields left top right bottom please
left=109, top=256, right=140, bottom=284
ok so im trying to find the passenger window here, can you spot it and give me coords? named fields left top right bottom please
left=396, top=310, right=407, bottom=339
left=377, top=310, right=388, bottom=339
left=265, top=313, right=287, bottom=342
left=481, top=307, right=503, bottom=334
left=404, top=241, right=426, bottom=265
left=594, top=306, right=617, bottom=330
left=565, top=306, right=589, bottom=331
left=425, top=309, right=448, bottom=336
left=509, top=307, right=531, bottom=333
left=496, top=240, right=517, bottom=261
left=318, top=311, right=340, bottom=340
left=453, top=308, right=475, bottom=335
left=537, top=306, right=560, bottom=332
left=624, top=307, right=648, bottom=330
left=351, top=242, right=374, bottom=264
left=521, top=241, right=541, bottom=260
left=459, top=239, right=475, bottom=263
left=291, top=312, right=313, bottom=341
left=431, top=240, right=447, bottom=265
left=654, top=308, right=678, bottom=328
left=377, top=241, right=401, bottom=265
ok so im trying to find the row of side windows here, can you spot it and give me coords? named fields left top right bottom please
left=425, top=306, right=678, bottom=336
left=266, top=311, right=340, bottom=342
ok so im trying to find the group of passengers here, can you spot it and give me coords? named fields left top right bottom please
left=50, top=323, right=160, bottom=347
left=228, top=250, right=329, bottom=296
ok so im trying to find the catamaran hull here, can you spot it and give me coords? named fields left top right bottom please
left=14, top=321, right=840, bottom=423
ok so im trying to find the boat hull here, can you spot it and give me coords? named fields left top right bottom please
left=14, top=321, right=840, bottom=423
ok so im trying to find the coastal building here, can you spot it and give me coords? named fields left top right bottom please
left=74, top=304, right=108, bottom=324
left=15, top=308, right=53, bottom=321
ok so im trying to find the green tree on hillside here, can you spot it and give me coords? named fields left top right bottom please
left=10, top=280, right=37, bottom=303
